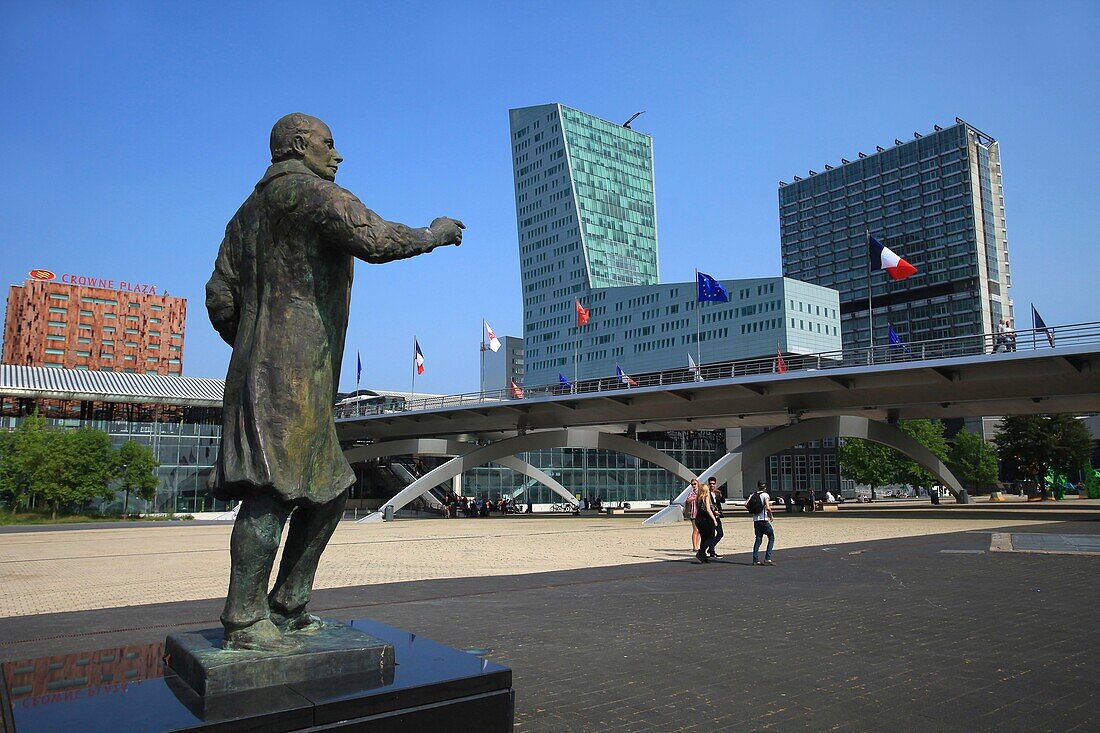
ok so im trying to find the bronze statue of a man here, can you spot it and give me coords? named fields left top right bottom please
left=206, top=113, right=463, bottom=651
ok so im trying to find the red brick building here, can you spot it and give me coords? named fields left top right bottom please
left=2, top=270, right=186, bottom=375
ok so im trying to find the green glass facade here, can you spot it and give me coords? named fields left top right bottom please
left=558, top=106, right=658, bottom=288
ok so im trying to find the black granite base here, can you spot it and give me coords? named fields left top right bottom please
left=1, top=619, right=513, bottom=733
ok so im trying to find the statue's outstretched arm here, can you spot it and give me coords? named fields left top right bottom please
left=321, top=190, right=462, bottom=263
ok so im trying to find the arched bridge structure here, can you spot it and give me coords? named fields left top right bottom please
left=352, top=429, right=697, bottom=523
left=643, top=416, right=967, bottom=525
left=336, top=329, right=1100, bottom=521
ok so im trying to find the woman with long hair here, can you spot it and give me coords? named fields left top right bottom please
left=687, top=478, right=701, bottom=552
left=693, top=480, right=718, bottom=563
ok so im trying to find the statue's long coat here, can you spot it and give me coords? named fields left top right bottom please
left=206, top=159, right=437, bottom=505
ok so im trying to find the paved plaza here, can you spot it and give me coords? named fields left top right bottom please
left=1, top=510, right=1098, bottom=731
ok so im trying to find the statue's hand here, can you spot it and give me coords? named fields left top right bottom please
left=430, top=217, right=465, bottom=247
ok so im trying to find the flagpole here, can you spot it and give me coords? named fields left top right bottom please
left=480, top=319, right=486, bottom=397
left=866, top=230, right=874, bottom=365
left=1025, top=301, right=1034, bottom=349
left=694, top=269, right=702, bottom=367
left=410, top=335, right=416, bottom=401
left=573, top=300, right=579, bottom=387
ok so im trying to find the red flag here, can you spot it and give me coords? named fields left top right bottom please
left=575, top=299, right=590, bottom=327
left=510, top=379, right=524, bottom=399
left=775, top=342, right=787, bottom=374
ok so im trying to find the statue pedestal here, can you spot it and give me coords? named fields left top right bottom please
left=2, top=619, right=513, bottom=732
left=165, top=619, right=393, bottom=696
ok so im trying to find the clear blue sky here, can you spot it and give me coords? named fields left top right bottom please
left=2, top=1, right=1097, bottom=394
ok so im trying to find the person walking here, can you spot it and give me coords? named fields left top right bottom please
left=686, top=478, right=701, bottom=552
left=707, top=477, right=724, bottom=559
left=747, top=480, right=776, bottom=566
left=693, top=480, right=719, bottom=564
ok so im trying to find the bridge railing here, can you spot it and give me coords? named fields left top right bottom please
left=334, top=320, right=1098, bottom=418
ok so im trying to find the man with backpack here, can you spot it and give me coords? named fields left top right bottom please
left=746, top=480, right=776, bottom=566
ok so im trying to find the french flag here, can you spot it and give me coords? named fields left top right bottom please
left=869, top=235, right=917, bottom=281
left=616, top=366, right=638, bottom=387
left=414, top=339, right=425, bottom=375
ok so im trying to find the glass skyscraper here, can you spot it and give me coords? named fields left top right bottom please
left=779, top=120, right=1012, bottom=351
left=510, top=104, right=659, bottom=384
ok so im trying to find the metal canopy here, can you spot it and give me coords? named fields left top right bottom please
left=0, top=364, right=224, bottom=407
left=336, top=346, right=1100, bottom=442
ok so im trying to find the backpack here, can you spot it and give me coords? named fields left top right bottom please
left=745, top=490, right=764, bottom=515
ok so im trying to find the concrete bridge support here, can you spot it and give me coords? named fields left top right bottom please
left=344, top=438, right=572, bottom=507
left=354, top=428, right=698, bottom=523
left=644, top=416, right=969, bottom=525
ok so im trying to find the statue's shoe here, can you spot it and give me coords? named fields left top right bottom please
left=223, top=618, right=302, bottom=652
left=271, top=611, right=324, bottom=634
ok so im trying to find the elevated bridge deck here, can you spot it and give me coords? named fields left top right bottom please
left=337, top=331, right=1100, bottom=443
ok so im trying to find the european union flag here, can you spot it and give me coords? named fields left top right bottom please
left=888, top=325, right=911, bottom=354
left=559, top=373, right=572, bottom=389
left=696, top=271, right=730, bottom=302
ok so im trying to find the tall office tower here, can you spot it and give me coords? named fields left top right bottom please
left=3, top=271, right=186, bottom=375
left=779, top=120, right=1012, bottom=351
left=510, top=104, right=658, bottom=381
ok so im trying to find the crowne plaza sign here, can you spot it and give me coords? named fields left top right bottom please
left=29, top=269, right=160, bottom=295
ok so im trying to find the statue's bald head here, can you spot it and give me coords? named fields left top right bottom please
left=270, top=113, right=328, bottom=163
left=268, top=113, right=342, bottom=180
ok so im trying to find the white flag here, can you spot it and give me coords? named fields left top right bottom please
left=688, top=353, right=703, bottom=381
left=485, top=320, right=501, bottom=352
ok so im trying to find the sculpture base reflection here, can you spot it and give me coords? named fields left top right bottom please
left=2, top=618, right=513, bottom=733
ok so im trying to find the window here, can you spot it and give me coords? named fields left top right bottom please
left=46, top=334, right=65, bottom=341
left=127, top=315, right=139, bottom=322
left=79, top=310, right=94, bottom=317
left=49, top=293, right=68, bottom=301
left=49, top=307, right=67, bottom=314
left=76, top=350, right=91, bottom=357
left=149, top=318, right=161, bottom=324
left=146, top=357, right=159, bottom=363
left=45, top=348, right=65, bottom=355
left=48, top=320, right=67, bottom=328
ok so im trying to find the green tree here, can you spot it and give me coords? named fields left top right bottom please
left=838, top=438, right=897, bottom=498
left=994, top=414, right=1092, bottom=490
left=994, top=415, right=1052, bottom=487
left=113, top=440, right=160, bottom=517
left=895, top=420, right=950, bottom=493
left=0, top=412, right=53, bottom=509
left=40, top=427, right=115, bottom=519
left=948, top=429, right=999, bottom=492
left=1048, top=414, right=1093, bottom=484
